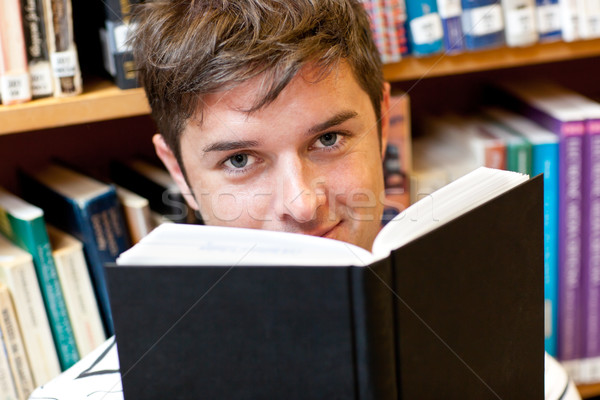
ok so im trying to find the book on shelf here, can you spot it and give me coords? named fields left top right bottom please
left=0, top=312, right=19, bottom=400
left=99, top=19, right=138, bottom=90
left=494, top=80, right=588, bottom=380
left=482, top=106, right=560, bottom=357
left=47, top=225, right=107, bottom=359
left=110, top=158, right=200, bottom=225
left=114, top=185, right=156, bottom=244
left=404, top=0, right=445, bottom=56
left=19, top=163, right=131, bottom=337
left=382, top=0, right=409, bottom=61
left=360, top=0, right=395, bottom=63
left=578, top=0, right=600, bottom=39
left=0, top=0, right=32, bottom=105
left=42, top=0, right=82, bottom=97
left=500, top=0, right=539, bottom=47
left=535, top=0, right=562, bottom=41
left=20, top=0, right=54, bottom=99
left=382, top=93, right=412, bottom=223
left=559, top=0, right=581, bottom=41
left=478, top=115, right=533, bottom=174
left=0, top=281, right=35, bottom=400
left=0, top=234, right=60, bottom=387
left=460, top=0, right=505, bottom=50
left=436, top=0, right=465, bottom=52
left=0, top=187, right=79, bottom=371
left=107, top=167, right=543, bottom=399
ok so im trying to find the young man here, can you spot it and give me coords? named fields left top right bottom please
left=132, top=0, right=390, bottom=251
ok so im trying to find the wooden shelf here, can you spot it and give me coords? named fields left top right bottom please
left=0, top=80, right=150, bottom=135
left=1, top=38, right=599, bottom=136
left=383, top=38, right=600, bottom=82
left=578, top=382, right=600, bottom=399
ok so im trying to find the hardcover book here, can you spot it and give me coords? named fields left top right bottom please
left=19, top=164, right=131, bottom=337
left=500, top=0, right=539, bottom=46
left=436, top=0, right=464, bottom=52
left=535, top=0, right=562, bottom=41
left=0, top=187, right=79, bottom=371
left=107, top=167, right=544, bottom=400
left=20, top=0, right=54, bottom=98
left=404, top=0, right=445, bottom=56
left=42, top=0, right=82, bottom=97
left=0, top=234, right=60, bottom=387
left=461, top=0, right=505, bottom=50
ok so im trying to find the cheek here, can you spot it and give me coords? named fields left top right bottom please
left=329, top=153, right=385, bottom=208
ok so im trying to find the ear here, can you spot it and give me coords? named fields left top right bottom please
left=380, top=81, right=391, bottom=159
left=153, top=134, right=200, bottom=211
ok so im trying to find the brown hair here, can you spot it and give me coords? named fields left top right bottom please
left=131, top=0, right=383, bottom=165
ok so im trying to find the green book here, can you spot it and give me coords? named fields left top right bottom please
left=479, top=115, right=533, bottom=175
left=0, top=187, right=79, bottom=370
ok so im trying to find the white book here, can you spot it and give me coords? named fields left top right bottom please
left=578, top=0, right=600, bottom=38
left=0, top=235, right=60, bottom=387
left=0, top=331, right=18, bottom=400
left=501, top=0, right=539, bottom=46
left=47, top=226, right=106, bottom=358
left=115, top=186, right=155, bottom=244
left=559, top=0, right=582, bottom=41
left=0, top=282, right=35, bottom=400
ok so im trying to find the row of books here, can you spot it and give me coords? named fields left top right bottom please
left=409, top=80, right=600, bottom=384
left=0, top=0, right=83, bottom=105
left=361, top=0, right=600, bottom=61
left=0, top=157, right=203, bottom=396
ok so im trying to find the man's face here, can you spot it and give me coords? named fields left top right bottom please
left=156, top=63, right=389, bottom=251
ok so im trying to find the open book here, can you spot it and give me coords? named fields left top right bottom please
left=107, top=167, right=544, bottom=399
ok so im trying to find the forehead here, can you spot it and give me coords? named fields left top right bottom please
left=183, top=63, right=375, bottom=139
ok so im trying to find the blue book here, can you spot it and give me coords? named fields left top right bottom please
left=20, top=164, right=130, bottom=336
left=483, top=107, right=559, bottom=357
left=461, top=0, right=505, bottom=50
left=436, top=0, right=465, bottom=52
left=535, top=0, right=562, bottom=42
left=404, top=0, right=445, bottom=56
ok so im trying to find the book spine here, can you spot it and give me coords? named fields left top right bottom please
left=0, top=284, right=35, bottom=400
left=349, top=260, right=398, bottom=399
left=20, top=0, right=53, bottom=98
left=557, top=122, right=585, bottom=379
left=360, top=0, right=390, bottom=63
left=0, top=333, right=18, bottom=400
left=53, top=242, right=107, bottom=357
left=391, top=0, right=410, bottom=56
left=578, top=0, right=600, bottom=39
left=501, top=0, right=538, bottom=46
left=535, top=0, right=562, bottom=41
left=0, top=259, right=61, bottom=387
left=405, top=0, right=445, bottom=56
left=461, top=0, right=505, bottom=50
left=532, top=142, right=560, bottom=357
left=76, top=192, right=130, bottom=336
left=105, top=20, right=137, bottom=90
left=8, top=215, right=79, bottom=370
left=559, top=0, right=581, bottom=41
left=42, top=0, right=82, bottom=97
left=0, top=0, right=32, bottom=105
left=436, top=0, right=464, bottom=52
left=383, top=0, right=403, bottom=63
left=580, top=118, right=600, bottom=382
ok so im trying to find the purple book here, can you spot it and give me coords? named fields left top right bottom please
left=494, top=81, right=586, bottom=379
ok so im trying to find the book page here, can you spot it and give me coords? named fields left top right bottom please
left=117, top=223, right=375, bottom=267
left=372, top=167, right=529, bottom=257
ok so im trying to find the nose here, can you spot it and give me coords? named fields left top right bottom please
left=273, top=155, right=326, bottom=223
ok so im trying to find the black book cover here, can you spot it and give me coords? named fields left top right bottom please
left=106, top=175, right=543, bottom=399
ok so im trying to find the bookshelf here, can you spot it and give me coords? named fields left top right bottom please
left=1, top=40, right=600, bottom=398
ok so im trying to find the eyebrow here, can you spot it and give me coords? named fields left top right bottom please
left=202, top=110, right=359, bottom=154
left=202, top=140, right=260, bottom=153
left=307, top=110, right=358, bottom=135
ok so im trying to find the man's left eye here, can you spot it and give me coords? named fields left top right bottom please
left=317, top=132, right=337, bottom=147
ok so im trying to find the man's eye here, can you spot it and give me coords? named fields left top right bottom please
left=317, top=132, right=338, bottom=147
left=226, top=153, right=249, bottom=168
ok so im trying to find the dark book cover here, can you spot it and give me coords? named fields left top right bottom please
left=106, top=175, right=543, bottom=399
